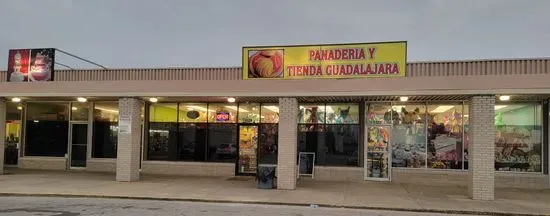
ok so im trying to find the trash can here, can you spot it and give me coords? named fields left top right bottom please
left=257, top=164, right=277, bottom=189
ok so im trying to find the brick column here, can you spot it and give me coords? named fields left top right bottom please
left=116, top=98, right=142, bottom=182
left=277, top=98, right=298, bottom=190
left=0, top=99, right=6, bottom=175
left=468, top=96, right=495, bottom=200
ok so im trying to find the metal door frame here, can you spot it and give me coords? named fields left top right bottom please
left=364, top=124, right=392, bottom=181
left=68, top=121, right=89, bottom=169
left=235, top=123, right=259, bottom=176
left=4, top=120, right=22, bottom=168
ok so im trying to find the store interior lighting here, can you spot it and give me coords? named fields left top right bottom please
left=399, top=96, right=409, bottom=102
left=94, top=106, right=119, bottom=113
left=227, top=97, right=236, bottom=103
left=225, top=106, right=249, bottom=112
left=149, top=97, right=158, bottom=103
left=77, top=97, right=87, bottom=103
left=430, top=105, right=455, bottom=113
left=495, top=105, right=507, bottom=110
left=11, top=97, right=21, bottom=103
left=262, top=106, right=279, bottom=113
left=499, top=95, right=510, bottom=101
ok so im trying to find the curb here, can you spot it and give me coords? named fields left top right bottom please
left=0, top=193, right=545, bottom=216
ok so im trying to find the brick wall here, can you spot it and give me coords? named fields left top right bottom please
left=307, top=166, right=548, bottom=189
left=116, top=98, right=142, bottom=181
left=277, top=98, right=298, bottom=190
left=18, top=157, right=67, bottom=170
left=141, top=161, right=234, bottom=177
left=86, top=158, right=117, bottom=173
left=468, top=96, right=496, bottom=200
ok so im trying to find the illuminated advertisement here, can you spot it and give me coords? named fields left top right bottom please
left=7, top=48, right=55, bottom=82
left=242, top=41, right=406, bottom=79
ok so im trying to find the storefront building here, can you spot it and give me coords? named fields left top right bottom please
left=0, top=46, right=549, bottom=201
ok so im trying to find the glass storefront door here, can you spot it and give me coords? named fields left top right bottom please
left=237, top=125, right=258, bottom=175
left=69, top=123, right=88, bottom=168
left=365, top=125, right=392, bottom=181
left=4, top=120, right=21, bottom=166
left=258, top=124, right=278, bottom=165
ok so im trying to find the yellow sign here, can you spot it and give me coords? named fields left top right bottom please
left=242, top=41, right=406, bottom=79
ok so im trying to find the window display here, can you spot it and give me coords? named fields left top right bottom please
left=326, top=104, right=359, bottom=124
left=92, top=102, right=119, bottom=158
left=299, top=104, right=325, bottom=124
left=178, top=103, right=208, bottom=123
left=367, top=104, right=392, bottom=124
left=261, top=105, right=279, bottom=123
left=238, top=125, right=258, bottom=173
left=238, top=103, right=260, bottom=123
left=427, top=104, right=463, bottom=169
left=366, top=126, right=390, bottom=179
left=391, top=104, right=427, bottom=168
left=494, top=104, right=542, bottom=172
left=208, top=104, right=237, bottom=123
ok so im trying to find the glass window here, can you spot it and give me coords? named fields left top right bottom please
left=5, top=103, right=22, bottom=165
left=238, top=103, right=260, bottom=123
left=25, top=102, right=69, bottom=157
left=150, top=103, right=178, bottom=122
left=208, top=104, right=237, bottom=123
left=148, top=122, right=178, bottom=161
left=426, top=104, right=463, bottom=169
left=178, top=123, right=207, bottom=161
left=299, top=104, right=325, bottom=124
left=179, top=103, right=208, bottom=123
left=207, top=124, right=237, bottom=162
left=92, top=102, right=119, bottom=158
left=326, top=104, right=359, bottom=124
left=495, top=104, right=542, bottom=172
left=367, top=104, right=393, bottom=125
left=6, top=102, right=22, bottom=121
left=258, top=124, right=278, bottom=164
left=323, top=125, right=359, bottom=166
left=391, top=104, right=427, bottom=168
left=463, top=104, right=469, bottom=170
left=298, top=124, right=325, bottom=155
left=297, top=124, right=359, bottom=166
left=261, top=104, right=279, bottom=123
left=71, top=102, right=90, bottom=121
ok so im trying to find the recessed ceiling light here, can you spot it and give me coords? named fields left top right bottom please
left=149, top=97, right=158, bottom=103
left=499, top=95, right=510, bottom=101
left=72, top=107, right=78, bottom=111
left=399, top=96, right=409, bottom=102
left=227, top=97, right=236, bottom=103
left=11, top=97, right=21, bottom=103
left=17, top=106, right=22, bottom=110
left=77, top=97, right=87, bottom=103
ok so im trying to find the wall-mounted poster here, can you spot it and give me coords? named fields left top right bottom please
left=7, top=48, right=55, bottom=82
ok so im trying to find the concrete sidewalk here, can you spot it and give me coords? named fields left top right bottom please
left=0, top=169, right=549, bottom=216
